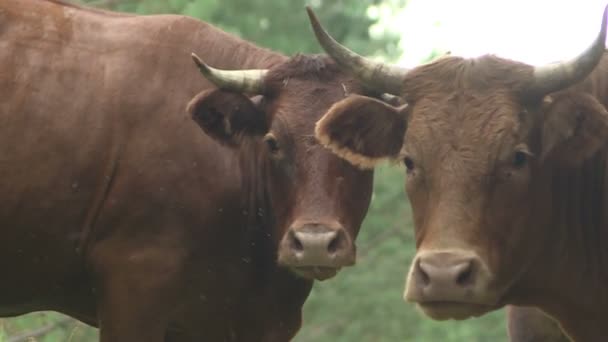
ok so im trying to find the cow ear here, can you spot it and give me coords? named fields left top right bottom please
left=315, top=95, right=408, bottom=169
left=540, top=92, right=608, bottom=166
left=187, top=89, right=269, bottom=146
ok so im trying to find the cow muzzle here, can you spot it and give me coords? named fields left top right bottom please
left=404, top=250, right=496, bottom=320
left=278, top=221, right=355, bottom=281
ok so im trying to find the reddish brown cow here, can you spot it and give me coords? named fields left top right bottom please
left=307, top=6, right=608, bottom=341
left=0, top=1, right=379, bottom=341
left=507, top=306, right=570, bottom=342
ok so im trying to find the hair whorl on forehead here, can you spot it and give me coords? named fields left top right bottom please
left=403, top=55, right=534, bottom=99
left=264, top=54, right=345, bottom=84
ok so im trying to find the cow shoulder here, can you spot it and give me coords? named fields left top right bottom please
left=187, top=89, right=269, bottom=146
left=540, top=91, right=608, bottom=166
left=315, top=95, right=408, bottom=169
left=507, top=306, right=570, bottom=342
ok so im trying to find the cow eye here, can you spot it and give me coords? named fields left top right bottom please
left=404, top=157, right=415, bottom=172
left=512, top=151, right=528, bottom=168
left=264, top=134, right=280, bottom=154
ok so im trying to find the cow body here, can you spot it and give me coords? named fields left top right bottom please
left=0, top=1, right=375, bottom=341
left=307, top=6, right=608, bottom=341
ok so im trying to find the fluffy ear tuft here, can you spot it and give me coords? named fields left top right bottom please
left=315, top=95, right=408, bottom=169
left=541, top=92, right=608, bottom=166
left=186, top=89, right=268, bottom=146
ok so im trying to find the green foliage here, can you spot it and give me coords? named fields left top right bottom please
left=0, top=312, right=96, bottom=341
left=2, top=0, right=509, bottom=341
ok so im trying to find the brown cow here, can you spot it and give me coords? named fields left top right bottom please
left=507, top=306, right=570, bottom=342
left=307, top=6, right=608, bottom=342
left=0, top=1, right=379, bottom=341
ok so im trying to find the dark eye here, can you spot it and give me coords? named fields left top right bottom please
left=264, top=134, right=280, bottom=154
left=513, top=151, right=528, bottom=168
left=404, top=157, right=415, bottom=172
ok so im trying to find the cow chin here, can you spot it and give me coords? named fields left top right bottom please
left=290, top=266, right=340, bottom=281
left=416, top=301, right=496, bottom=321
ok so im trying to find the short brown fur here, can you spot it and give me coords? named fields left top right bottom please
left=0, top=1, right=376, bottom=341
left=317, top=51, right=608, bottom=340
left=507, top=306, right=570, bottom=342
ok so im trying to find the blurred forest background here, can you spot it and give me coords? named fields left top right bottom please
left=0, top=0, right=506, bottom=341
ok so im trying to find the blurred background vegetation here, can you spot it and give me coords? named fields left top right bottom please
left=0, top=0, right=506, bottom=341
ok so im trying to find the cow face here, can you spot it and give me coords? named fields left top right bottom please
left=317, top=56, right=608, bottom=317
left=186, top=55, right=374, bottom=281
left=308, top=7, right=608, bottom=316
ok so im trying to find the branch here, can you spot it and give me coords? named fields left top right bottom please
left=7, top=318, right=72, bottom=342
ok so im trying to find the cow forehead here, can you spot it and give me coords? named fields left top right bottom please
left=269, top=80, right=359, bottom=137
left=402, top=55, right=533, bottom=97
left=263, top=54, right=362, bottom=121
left=405, top=55, right=533, bottom=150
left=267, top=92, right=349, bottom=159
left=271, top=112, right=343, bottom=160
left=405, top=91, right=524, bottom=164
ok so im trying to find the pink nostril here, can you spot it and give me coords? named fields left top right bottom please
left=455, top=261, right=474, bottom=286
left=416, top=260, right=431, bottom=286
left=327, top=229, right=347, bottom=254
left=288, top=230, right=304, bottom=252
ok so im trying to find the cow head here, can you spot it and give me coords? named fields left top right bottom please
left=308, top=7, right=608, bottom=314
left=186, top=54, right=374, bottom=281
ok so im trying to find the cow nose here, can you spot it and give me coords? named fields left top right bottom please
left=417, top=254, right=475, bottom=288
left=278, top=223, right=355, bottom=268
left=292, top=229, right=341, bottom=255
left=407, top=251, right=481, bottom=301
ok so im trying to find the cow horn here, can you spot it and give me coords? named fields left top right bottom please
left=305, top=7, right=408, bottom=95
left=191, top=53, right=267, bottom=94
left=530, top=5, right=608, bottom=96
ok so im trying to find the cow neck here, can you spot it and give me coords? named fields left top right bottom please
left=526, top=151, right=608, bottom=331
left=190, top=19, right=287, bottom=72
left=229, top=140, right=313, bottom=338
left=236, top=138, right=275, bottom=278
